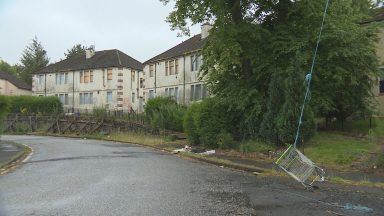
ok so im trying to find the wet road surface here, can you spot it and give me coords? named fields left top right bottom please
left=0, top=135, right=383, bottom=216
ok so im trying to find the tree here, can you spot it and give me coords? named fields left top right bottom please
left=64, top=44, right=86, bottom=59
left=0, top=60, right=22, bottom=77
left=276, top=54, right=316, bottom=145
left=163, top=0, right=380, bottom=144
left=260, top=71, right=285, bottom=145
left=20, top=37, right=49, bottom=85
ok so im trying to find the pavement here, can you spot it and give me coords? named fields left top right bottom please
left=0, top=135, right=383, bottom=216
left=0, top=141, right=25, bottom=168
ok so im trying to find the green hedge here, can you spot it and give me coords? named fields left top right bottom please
left=145, top=97, right=186, bottom=132
left=7, top=96, right=63, bottom=115
left=0, top=95, right=11, bottom=132
left=183, top=97, right=240, bottom=149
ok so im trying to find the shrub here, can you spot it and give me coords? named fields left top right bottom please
left=216, top=131, right=235, bottom=149
left=8, top=96, right=62, bottom=115
left=183, top=97, right=241, bottom=148
left=183, top=102, right=201, bottom=145
left=145, top=97, right=186, bottom=132
left=0, top=95, right=10, bottom=132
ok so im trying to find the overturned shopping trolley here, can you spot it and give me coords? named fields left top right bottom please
left=275, top=145, right=325, bottom=189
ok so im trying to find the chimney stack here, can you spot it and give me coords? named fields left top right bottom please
left=201, top=23, right=212, bottom=39
left=86, top=45, right=95, bottom=59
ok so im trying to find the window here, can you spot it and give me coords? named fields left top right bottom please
left=107, top=91, right=113, bottom=103
left=190, top=84, right=208, bottom=101
left=169, top=88, right=174, bottom=97
left=38, top=75, right=44, bottom=85
left=80, top=72, right=84, bottom=83
left=169, top=60, right=175, bottom=75
left=80, top=71, right=93, bottom=83
left=79, top=92, right=93, bottom=104
left=190, top=85, right=195, bottom=101
left=195, top=84, right=202, bottom=101
left=149, top=64, right=154, bottom=77
left=149, top=90, right=155, bottom=99
left=131, top=70, right=135, bottom=81
left=55, top=73, right=68, bottom=85
left=175, top=87, right=179, bottom=101
left=165, top=61, right=169, bottom=76
left=84, top=71, right=90, bottom=83
left=132, top=93, right=135, bottom=103
left=107, top=69, right=113, bottom=80
left=191, top=54, right=202, bottom=71
left=165, top=60, right=177, bottom=75
left=90, top=71, right=93, bottom=83
left=164, top=87, right=179, bottom=102
left=57, top=94, right=68, bottom=105
left=175, top=59, right=179, bottom=74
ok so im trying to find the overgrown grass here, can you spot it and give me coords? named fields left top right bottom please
left=238, top=140, right=274, bottom=154
left=304, top=132, right=376, bottom=168
left=88, top=132, right=186, bottom=150
left=329, top=176, right=384, bottom=189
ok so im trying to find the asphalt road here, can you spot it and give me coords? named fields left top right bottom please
left=0, top=135, right=383, bottom=216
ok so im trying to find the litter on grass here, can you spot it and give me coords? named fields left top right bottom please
left=172, top=145, right=192, bottom=154
left=172, top=146, right=215, bottom=155
left=199, top=150, right=216, bottom=155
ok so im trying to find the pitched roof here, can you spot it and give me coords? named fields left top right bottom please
left=144, top=34, right=206, bottom=64
left=0, top=71, right=32, bottom=90
left=36, top=49, right=143, bottom=74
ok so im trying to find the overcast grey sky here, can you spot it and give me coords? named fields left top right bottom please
left=0, top=0, right=200, bottom=64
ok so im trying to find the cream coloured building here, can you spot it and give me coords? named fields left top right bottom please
left=32, top=48, right=144, bottom=113
left=142, top=25, right=212, bottom=105
left=0, top=71, right=31, bottom=96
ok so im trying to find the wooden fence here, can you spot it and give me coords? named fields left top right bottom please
left=3, top=113, right=185, bottom=139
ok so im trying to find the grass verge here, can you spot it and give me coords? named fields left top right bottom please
left=304, top=132, right=377, bottom=169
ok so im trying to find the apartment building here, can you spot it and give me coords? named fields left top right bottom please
left=0, top=71, right=31, bottom=95
left=142, top=25, right=212, bottom=105
left=32, top=48, right=144, bottom=112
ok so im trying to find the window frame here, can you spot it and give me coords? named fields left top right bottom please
left=107, top=69, right=113, bottom=80
left=80, top=72, right=84, bottom=83
left=149, top=90, right=155, bottom=99
left=106, top=91, right=113, bottom=103
left=149, top=64, right=154, bottom=77
left=165, top=61, right=169, bottom=76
